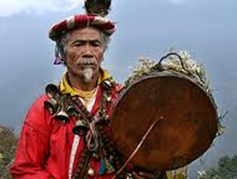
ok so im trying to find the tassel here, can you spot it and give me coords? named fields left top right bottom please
left=54, top=56, right=63, bottom=65
left=104, top=157, right=115, bottom=173
left=99, top=157, right=115, bottom=175
left=99, top=158, right=106, bottom=175
left=53, top=45, right=63, bottom=65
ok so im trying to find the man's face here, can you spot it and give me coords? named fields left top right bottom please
left=64, top=27, right=105, bottom=83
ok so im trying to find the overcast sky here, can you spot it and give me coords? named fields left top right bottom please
left=0, top=0, right=237, bottom=177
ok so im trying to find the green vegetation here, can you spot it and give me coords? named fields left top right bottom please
left=0, top=126, right=17, bottom=179
left=198, top=155, right=237, bottom=179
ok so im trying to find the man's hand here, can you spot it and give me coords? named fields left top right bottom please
left=132, top=171, right=158, bottom=179
left=132, top=168, right=167, bottom=179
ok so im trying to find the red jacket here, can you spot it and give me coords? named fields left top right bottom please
left=10, top=84, right=122, bottom=179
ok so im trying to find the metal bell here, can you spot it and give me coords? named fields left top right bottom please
left=45, top=84, right=59, bottom=98
left=72, top=120, right=88, bottom=136
left=55, top=110, right=69, bottom=123
left=66, top=106, right=78, bottom=116
left=102, top=79, right=113, bottom=90
left=44, top=98, right=58, bottom=115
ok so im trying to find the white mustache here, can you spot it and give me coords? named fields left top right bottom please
left=76, top=58, right=97, bottom=66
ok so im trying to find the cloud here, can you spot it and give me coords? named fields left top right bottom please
left=168, top=0, right=188, bottom=5
left=0, top=0, right=83, bottom=17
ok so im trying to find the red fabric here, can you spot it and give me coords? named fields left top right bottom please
left=49, top=14, right=115, bottom=41
left=10, top=84, right=123, bottom=179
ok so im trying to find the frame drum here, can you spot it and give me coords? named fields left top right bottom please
left=110, top=70, right=218, bottom=171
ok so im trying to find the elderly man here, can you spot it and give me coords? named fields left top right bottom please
left=10, top=1, right=167, bottom=179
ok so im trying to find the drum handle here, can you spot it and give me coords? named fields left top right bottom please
left=154, top=52, right=192, bottom=76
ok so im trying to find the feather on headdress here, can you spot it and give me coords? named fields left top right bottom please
left=84, top=0, right=112, bottom=17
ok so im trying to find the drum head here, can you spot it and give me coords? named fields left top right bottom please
left=110, top=71, right=218, bottom=171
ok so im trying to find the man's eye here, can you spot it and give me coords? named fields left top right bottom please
left=73, top=42, right=83, bottom=47
left=91, top=42, right=101, bottom=47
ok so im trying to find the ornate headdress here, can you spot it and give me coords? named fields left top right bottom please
left=49, top=0, right=115, bottom=41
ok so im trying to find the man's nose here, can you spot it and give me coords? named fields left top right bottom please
left=82, top=44, right=94, bottom=58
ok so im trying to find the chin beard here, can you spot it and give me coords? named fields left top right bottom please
left=82, top=68, right=94, bottom=83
